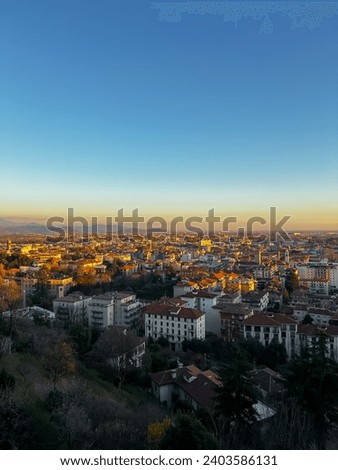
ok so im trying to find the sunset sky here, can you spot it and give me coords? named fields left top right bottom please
left=1, top=0, right=337, bottom=230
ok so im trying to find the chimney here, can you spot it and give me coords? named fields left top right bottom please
left=171, top=369, right=177, bottom=379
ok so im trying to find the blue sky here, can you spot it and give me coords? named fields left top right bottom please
left=1, top=0, right=337, bottom=229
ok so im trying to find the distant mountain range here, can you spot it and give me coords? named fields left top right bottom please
left=0, top=219, right=50, bottom=234
left=0, top=218, right=19, bottom=227
left=0, top=219, right=148, bottom=235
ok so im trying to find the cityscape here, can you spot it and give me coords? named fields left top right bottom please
left=1, top=0, right=338, bottom=453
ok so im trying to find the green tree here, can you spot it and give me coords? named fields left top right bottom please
left=160, top=412, right=218, bottom=450
left=260, top=339, right=287, bottom=369
left=285, top=269, right=299, bottom=294
left=282, top=288, right=290, bottom=304
left=31, top=268, right=49, bottom=306
left=286, top=336, right=338, bottom=449
left=215, top=348, right=257, bottom=425
left=302, top=313, right=313, bottom=325
left=214, top=348, right=259, bottom=448
left=70, top=324, right=92, bottom=354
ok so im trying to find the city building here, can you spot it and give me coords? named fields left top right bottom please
left=150, top=364, right=221, bottom=411
left=88, top=293, right=116, bottom=329
left=143, top=298, right=205, bottom=351
left=217, top=304, right=254, bottom=341
left=114, top=292, right=142, bottom=330
left=296, top=324, right=338, bottom=362
left=243, top=313, right=298, bottom=357
left=242, top=291, right=269, bottom=311
left=53, top=294, right=92, bottom=327
left=180, top=290, right=220, bottom=335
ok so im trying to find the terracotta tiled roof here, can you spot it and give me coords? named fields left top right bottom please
left=213, top=272, right=226, bottom=280
left=150, top=365, right=221, bottom=410
left=181, top=291, right=217, bottom=299
left=308, top=307, right=334, bottom=316
left=297, top=324, right=338, bottom=336
left=243, top=313, right=297, bottom=326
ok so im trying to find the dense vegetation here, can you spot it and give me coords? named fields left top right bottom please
left=1, top=314, right=338, bottom=450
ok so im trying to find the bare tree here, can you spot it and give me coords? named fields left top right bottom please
left=43, top=340, right=76, bottom=390
left=0, top=279, right=22, bottom=313
left=90, top=326, right=144, bottom=389
left=263, top=397, right=315, bottom=450
left=0, top=382, right=31, bottom=449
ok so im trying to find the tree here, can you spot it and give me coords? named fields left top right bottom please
left=285, top=337, right=338, bottom=449
left=70, top=324, right=92, bottom=354
left=47, top=378, right=93, bottom=450
left=160, top=412, right=219, bottom=450
left=30, top=268, right=51, bottom=308
left=263, top=397, right=314, bottom=450
left=215, top=348, right=258, bottom=448
left=148, top=342, right=170, bottom=373
left=285, top=269, right=299, bottom=294
left=0, top=279, right=22, bottom=313
left=0, top=372, right=31, bottom=449
left=90, top=327, right=144, bottom=388
left=302, top=313, right=313, bottom=325
left=43, top=340, right=76, bottom=389
left=215, top=349, right=257, bottom=424
left=260, top=339, right=287, bottom=369
left=282, top=288, right=290, bottom=304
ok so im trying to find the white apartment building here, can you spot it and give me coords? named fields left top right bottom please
left=296, top=324, right=338, bottom=362
left=297, top=261, right=338, bottom=293
left=53, top=294, right=92, bottom=326
left=180, top=291, right=220, bottom=335
left=297, top=262, right=329, bottom=281
left=87, top=291, right=142, bottom=330
left=293, top=305, right=336, bottom=326
left=242, top=291, right=270, bottom=312
left=143, top=299, right=205, bottom=351
left=329, top=264, right=338, bottom=290
left=243, top=313, right=298, bottom=357
left=254, top=265, right=278, bottom=279
left=114, top=292, right=142, bottom=330
left=88, top=293, right=115, bottom=329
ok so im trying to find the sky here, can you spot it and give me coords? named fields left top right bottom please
left=1, top=0, right=338, bottom=230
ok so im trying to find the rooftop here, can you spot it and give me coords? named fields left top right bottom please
left=243, top=313, right=298, bottom=326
